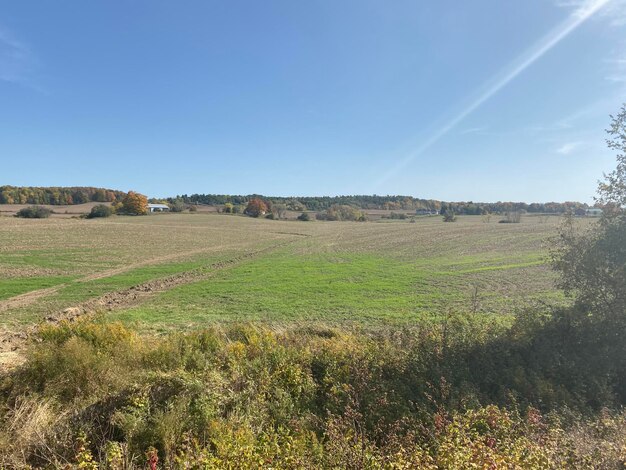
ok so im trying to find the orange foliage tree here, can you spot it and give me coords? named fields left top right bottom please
left=122, top=191, right=148, bottom=215
left=244, top=198, right=268, bottom=217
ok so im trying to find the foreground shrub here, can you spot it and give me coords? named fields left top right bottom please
left=87, top=204, right=114, bottom=218
left=297, top=212, right=310, bottom=221
left=2, top=315, right=626, bottom=468
left=15, top=206, right=52, bottom=218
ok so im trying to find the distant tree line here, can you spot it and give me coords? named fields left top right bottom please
left=440, top=200, right=591, bottom=215
left=0, top=186, right=125, bottom=205
left=0, top=187, right=594, bottom=214
left=173, top=193, right=592, bottom=215
left=173, top=194, right=442, bottom=211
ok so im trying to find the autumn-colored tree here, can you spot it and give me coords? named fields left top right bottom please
left=244, top=198, right=268, bottom=217
left=122, top=191, right=148, bottom=215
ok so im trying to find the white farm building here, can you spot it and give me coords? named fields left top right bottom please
left=148, top=203, right=170, bottom=213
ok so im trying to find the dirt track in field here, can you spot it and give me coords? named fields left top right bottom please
left=0, top=287, right=64, bottom=314
left=0, top=246, right=233, bottom=313
left=77, top=245, right=228, bottom=282
left=0, top=237, right=301, bottom=371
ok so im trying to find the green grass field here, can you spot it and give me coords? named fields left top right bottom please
left=0, top=212, right=573, bottom=334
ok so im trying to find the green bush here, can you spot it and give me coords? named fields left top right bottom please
left=316, top=205, right=366, bottom=221
left=15, top=206, right=53, bottom=218
left=297, top=212, right=310, bottom=221
left=87, top=204, right=114, bottom=218
left=169, top=199, right=185, bottom=212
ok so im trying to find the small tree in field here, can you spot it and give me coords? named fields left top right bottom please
left=272, top=203, right=287, bottom=220
left=244, top=198, right=268, bottom=218
left=169, top=198, right=185, bottom=212
left=443, top=210, right=457, bottom=222
left=122, top=191, right=148, bottom=215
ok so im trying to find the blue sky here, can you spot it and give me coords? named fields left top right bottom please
left=1, top=0, right=625, bottom=202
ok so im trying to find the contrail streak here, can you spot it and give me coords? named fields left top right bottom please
left=375, top=0, right=611, bottom=187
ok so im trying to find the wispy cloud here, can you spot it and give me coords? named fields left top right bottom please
left=556, top=141, right=583, bottom=154
left=0, top=27, right=41, bottom=90
left=556, top=0, right=626, bottom=26
left=460, top=126, right=488, bottom=135
left=375, top=0, right=612, bottom=187
left=604, top=50, right=626, bottom=83
left=557, top=2, right=626, bottom=85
